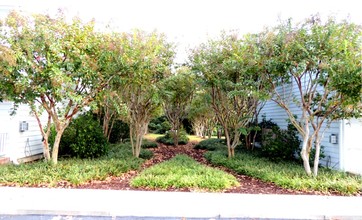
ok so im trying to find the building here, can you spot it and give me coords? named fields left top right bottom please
left=259, top=83, right=362, bottom=175
left=0, top=102, right=44, bottom=164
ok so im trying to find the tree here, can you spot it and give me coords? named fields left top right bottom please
left=190, top=32, right=269, bottom=157
left=259, top=16, right=362, bottom=176
left=0, top=11, right=111, bottom=164
left=117, top=30, right=175, bottom=157
left=188, top=90, right=216, bottom=139
left=160, top=66, right=196, bottom=146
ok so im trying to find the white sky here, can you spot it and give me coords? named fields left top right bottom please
left=2, top=0, right=362, bottom=63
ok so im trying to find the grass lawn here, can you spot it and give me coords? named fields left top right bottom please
left=0, top=143, right=146, bottom=186
left=205, top=150, right=362, bottom=195
left=131, top=154, right=239, bottom=191
left=144, top=133, right=163, bottom=141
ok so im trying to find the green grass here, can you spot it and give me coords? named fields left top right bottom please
left=205, top=150, right=362, bottom=195
left=131, top=154, right=239, bottom=191
left=144, top=133, right=163, bottom=141
left=0, top=143, right=147, bottom=186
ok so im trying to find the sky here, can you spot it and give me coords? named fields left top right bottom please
left=1, top=0, right=362, bottom=63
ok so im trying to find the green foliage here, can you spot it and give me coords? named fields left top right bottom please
left=0, top=11, right=116, bottom=163
left=148, top=116, right=171, bottom=134
left=190, top=31, right=270, bottom=157
left=105, top=143, right=153, bottom=160
left=160, top=67, right=197, bottom=145
left=141, top=139, right=158, bottom=149
left=131, top=154, right=239, bottom=191
left=205, top=150, right=362, bottom=195
left=260, top=123, right=301, bottom=162
left=108, top=120, right=130, bottom=143
left=194, top=138, right=226, bottom=151
left=156, top=130, right=189, bottom=145
left=117, top=29, right=175, bottom=158
left=0, top=144, right=144, bottom=186
left=50, top=114, right=109, bottom=159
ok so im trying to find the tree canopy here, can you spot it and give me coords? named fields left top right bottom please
left=258, top=16, right=362, bottom=175
left=0, top=11, right=113, bottom=164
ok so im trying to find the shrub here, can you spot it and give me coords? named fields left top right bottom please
left=148, top=116, right=171, bottom=134
left=51, top=113, right=109, bottom=159
left=156, top=130, right=189, bottom=145
left=260, top=123, right=301, bottom=162
left=109, top=143, right=153, bottom=160
left=108, top=120, right=130, bottom=143
left=194, top=138, right=226, bottom=151
left=141, top=139, right=158, bottom=149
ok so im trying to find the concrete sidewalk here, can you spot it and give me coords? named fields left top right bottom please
left=0, top=187, right=362, bottom=219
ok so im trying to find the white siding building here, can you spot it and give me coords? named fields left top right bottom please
left=0, top=102, right=44, bottom=164
left=259, top=82, right=362, bottom=175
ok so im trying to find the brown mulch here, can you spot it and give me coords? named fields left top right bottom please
left=75, top=142, right=350, bottom=196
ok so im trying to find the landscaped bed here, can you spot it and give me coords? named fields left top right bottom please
left=131, top=154, right=239, bottom=191
left=0, top=139, right=361, bottom=196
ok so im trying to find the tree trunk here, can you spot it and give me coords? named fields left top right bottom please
left=300, top=134, right=312, bottom=176
left=313, top=134, right=322, bottom=177
left=224, top=127, right=232, bottom=158
left=32, top=108, right=51, bottom=161
left=51, top=124, right=67, bottom=165
left=174, top=130, right=179, bottom=146
left=129, top=124, right=135, bottom=156
left=43, top=138, right=51, bottom=161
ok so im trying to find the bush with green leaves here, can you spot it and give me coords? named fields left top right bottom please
left=108, top=120, right=130, bottom=143
left=148, top=116, right=171, bottom=134
left=260, top=123, right=301, bottom=162
left=194, top=138, right=226, bottom=151
left=156, top=130, right=189, bottom=145
left=141, top=139, right=158, bottom=149
left=50, top=113, right=109, bottom=158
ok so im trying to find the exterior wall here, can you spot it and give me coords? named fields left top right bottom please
left=258, top=81, right=341, bottom=170
left=340, top=118, right=362, bottom=175
left=0, top=101, right=43, bottom=162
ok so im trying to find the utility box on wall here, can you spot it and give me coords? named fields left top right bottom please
left=19, top=121, right=29, bottom=132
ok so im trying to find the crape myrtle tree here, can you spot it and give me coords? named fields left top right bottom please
left=116, top=30, right=175, bottom=157
left=188, top=90, right=216, bottom=139
left=92, top=33, right=128, bottom=142
left=0, top=11, right=112, bottom=164
left=159, top=66, right=196, bottom=146
left=190, top=32, right=270, bottom=158
left=259, top=16, right=362, bottom=176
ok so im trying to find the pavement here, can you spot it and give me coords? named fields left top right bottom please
left=0, top=187, right=362, bottom=220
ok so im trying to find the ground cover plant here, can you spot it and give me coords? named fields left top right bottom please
left=156, top=130, right=189, bottom=145
left=0, top=144, right=148, bottom=187
left=193, top=138, right=226, bottom=151
left=131, top=154, right=239, bottom=191
left=205, top=150, right=362, bottom=195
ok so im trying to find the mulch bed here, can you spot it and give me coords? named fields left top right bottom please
left=75, top=142, right=348, bottom=196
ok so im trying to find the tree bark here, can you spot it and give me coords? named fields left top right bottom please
left=313, top=133, right=322, bottom=176
left=51, top=123, right=67, bottom=165
left=300, top=133, right=312, bottom=176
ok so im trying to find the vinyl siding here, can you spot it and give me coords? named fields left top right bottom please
left=258, top=80, right=341, bottom=169
left=0, top=101, right=44, bottom=161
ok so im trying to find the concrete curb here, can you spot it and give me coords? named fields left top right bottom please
left=1, top=187, right=361, bottom=219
